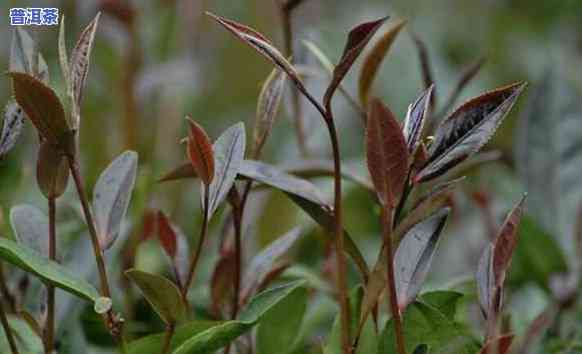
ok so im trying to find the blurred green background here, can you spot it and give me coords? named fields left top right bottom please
left=1, top=0, right=582, bottom=353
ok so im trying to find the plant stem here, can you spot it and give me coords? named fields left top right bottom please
left=231, top=203, right=242, bottom=320
left=160, top=323, right=175, bottom=354
left=0, top=264, right=15, bottom=313
left=66, top=155, right=118, bottom=336
left=0, top=299, right=18, bottom=354
left=44, top=197, right=56, bottom=354
left=183, top=184, right=210, bottom=300
left=381, top=207, right=406, bottom=354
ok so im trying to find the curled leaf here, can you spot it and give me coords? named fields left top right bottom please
left=8, top=72, right=71, bottom=149
left=70, top=12, right=101, bottom=128
left=36, top=141, right=70, bottom=199
left=324, top=17, right=388, bottom=108
left=404, top=85, right=434, bottom=154
left=186, top=117, right=215, bottom=186
left=126, top=269, right=186, bottom=325
left=394, top=208, right=450, bottom=311
left=416, top=82, right=526, bottom=182
left=93, top=151, right=138, bottom=250
left=0, top=101, right=25, bottom=158
left=358, top=19, right=406, bottom=108
left=366, top=98, right=409, bottom=207
left=253, top=68, right=287, bottom=156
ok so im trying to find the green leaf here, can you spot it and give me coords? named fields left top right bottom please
left=125, top=269, right=186, bottom=325
left=93, top=151, right=138, bottom=250
left=127, top=321, right=218, bottom=354
left=204, top=122, right=246, bottom=218
left=10, top=204, right=49, bottom=255
left=256, top=284, right=307, bottom=354
left=0, top=238, right=99, bottom=302
left=172, top=281, right=305, bottom=354
left=420, top=291, right=463, bottom=321
left=379, top=301, right=479, bottom=354
left=0, top=315, right=44, bottom=353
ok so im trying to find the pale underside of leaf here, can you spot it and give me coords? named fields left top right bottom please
left=404, top=85, right=434, bottom=154
left=10, top=204, right=49, bottom=256
left=476, top=243, right=495, bottom=317
left=254, top=68, right=287, bottom=155
left=11, top=27, right=50, bottom=83
left=0, top=101, right=25, bottom=158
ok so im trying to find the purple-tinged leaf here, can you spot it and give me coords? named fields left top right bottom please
left=394, top=208, right=450, bottom=311
left=211, top=251, right=235, bottom=317
left=324, top=17, right=387, bottom=108
left=476, top=242, right=496, bottom=317
left=156, top=211, right=177, bottom=260
left=36, top=141, right=70, bottom=199
left=358, top=19, right=406, bottom=108
left=253, top=68, right=287, bottom=156
left=93, top=151, right=138, bottom=250
left=241, top=227, right=303, bottom=302
left=415, top=82, right=526, bottom=182
left=479, top=334, right=513, bottom=354
left=411, top=33, right=435, bottom=109
left=366, top=98, right=409, bottom=207
left=404, top=85, right=434, bottom=154
left=125, top=269, right=186, bottom=325
left=10, top=204, right=49, bottom=256
left=70, top=13, right=100, bottom=128
left=204, top=122, right=246, bottom=218
left=0, top=101, right=25, bottom=159
left=186, top=117, right=215, bottom=186
left=8, top=72, right=71, bottom=149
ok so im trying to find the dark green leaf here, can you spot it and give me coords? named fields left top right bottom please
left=125, top=269, right=186, bottom=325
left=127, top=321, right=218, bottom=354
left=93, top=151, right=138, bottom=250
left=0, top=238, right=99, bottom=302
left=420, top=290, right=463, bottom=321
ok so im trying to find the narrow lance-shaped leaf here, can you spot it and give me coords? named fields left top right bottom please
left=37, top=141, right=70, bottom=199
left=58, top=15, right=70, bottom=91
left=366, top=98, right=409, bottom=207
left=157, top=211, right=177, bottom=259
left=93, top=151, right=138, bottom=250
left=358, top=19, right=406, bottom=108
left=253, top=68, right=287, bottom=156
left=0, top=238, right=99, bottom=302
left=155, top=211, right=189, bottom=288
left=411, top=33, right=435, bottom=109
left=0, top=101, right=25, bottom=158
left=211, top=252, right=236, bottom=316
left=415, top=82, right=526, bottom=182
left=394, top=208, right=450, bottom=311
left=11, top=28, right=49, bottom=83
left=70, top=12, right=101, bottom=128
left=126, top=269, right=186, bottom=325
left=241, top=227, right=303, bottom=301
left=10, top=204, right=49, bottom=255
left=404, top=85, right=434, bottom=154
left=186, top=117, right=215, bottom=186
left=324, top=17, right=387, bottom=108
left=8, top=72, right=71, bottom=148
left=476, top=243, right=496, bottom=318
left=204, top=122, right=246, bottom=218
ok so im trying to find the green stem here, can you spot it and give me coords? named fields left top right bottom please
left=183, top=184, right=210, bottom=300
left=381, top=207, right=406, bottom=354
left=0, top=299, right=18, bottom=354
left=44, top=197, right=56, bottom=354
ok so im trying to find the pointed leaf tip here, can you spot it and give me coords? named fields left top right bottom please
left=186, top=117, right=215, bottom=185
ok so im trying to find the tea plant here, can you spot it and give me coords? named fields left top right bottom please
left=0, top=4, right=580, bottom=354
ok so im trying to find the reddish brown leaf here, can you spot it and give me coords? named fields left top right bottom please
left=186, top=117, right=215, bottom=185
left=157, top=211, right=177, bottom=260
left=324, top=17, right=387, bottom=108
left=493, top=195, right=526, bottom=287
left=36, top=141, right=70, bottom=199
left=365, top=98, right=409, bottom=207
left=210, top=252, right=236, bottom=317
left=158, top=162, right=197, bottom=182
left=479, top=334, right=514, bottom=354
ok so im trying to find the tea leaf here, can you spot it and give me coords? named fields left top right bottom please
left=0, top=238, right=99, bottom=302
left=58, top=16, right=70, bottom=90
left=156, top=211, right=178, bottom=260
left=172, top=281, right=305, bottom=354
left=204, top=122, right=246, bottom=218
left=476, top=243, right=496, bottom=318
left=253, top=68, right=287, bottom=155
left=8, top=72, right=71, bottom=148
left=358, top=19, right=406, bottom=108
left=441, top=57, right=486, bottom=115
left=127, top=321, right=218, bottom=354
left=420, top=290, right=463, bottom=321
left=366, top=98, right=409, bottom=207
left=186, top=117, right=215, bottom=186
left=11, top=28, right=49, bottom=83
left=404, top=85, right=434, bottom=154
left=211, top=252, right=235, bottom=316
left=10, top=204, right=49, bottom=255
left=241, top=227, right=303, bottom=301
left=256, top=284, right=307, bottom=354
left=36, top=141, right=70, bottom=199
left=240, top=160, right=327, bottom=206
left=125, top=269, right=186, bottom=325
left=394, top=208, right=450, bottom=311
left=93, top=151, right=138, bottom=250
left=0, top=315, right=44, bottom=353
left=411, top=33, right=435, bottom=107
left=479, top=334, right=513, bottom=354
left=415, top=82, right=526, bottom=182
left=0, top=101, right=25, bottom=158
left=324, top=17, right=387, bottom=108
left=70, top=13, right=100, bottom=128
